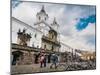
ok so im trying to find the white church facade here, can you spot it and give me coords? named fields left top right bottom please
left=11, top=5, right=63, bottom=65
left=12, top=5, right=61, bottom=51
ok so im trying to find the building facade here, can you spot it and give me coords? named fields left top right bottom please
left=11, top=5, right=62, bottom=65
left=41, top=28, right=61, bottom=52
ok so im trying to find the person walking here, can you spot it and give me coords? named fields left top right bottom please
left=40, top=54, right=45, bottom=68
left=50, top=53, right=58, bottom=69
left=43, top=54, right=47, bottom=67
left=39, top=51, right=47, bottom=68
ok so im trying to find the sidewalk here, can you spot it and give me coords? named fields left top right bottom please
left=11, top=63, right=65, bottom=74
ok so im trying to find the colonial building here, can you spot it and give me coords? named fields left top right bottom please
left=41, top=27, right=61, bottom=52
left=75, top=49, right=96, bottom=61
left=11, top=5, right=61, bottom=65
left=35, top=5, right=61, bottom=51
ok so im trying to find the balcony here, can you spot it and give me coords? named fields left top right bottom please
left=42, top=35, right=60, bottom=46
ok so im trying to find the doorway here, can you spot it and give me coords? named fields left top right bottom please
left=12, top=51, right=23, bottom=65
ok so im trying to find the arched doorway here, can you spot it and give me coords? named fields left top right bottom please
left=12, top=51, right=23, bottom=65
left=34, top=53, right=40, bottom=64
left=47, top=54, right=51, bottom=63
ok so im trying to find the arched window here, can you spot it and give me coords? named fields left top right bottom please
left=39, top=16, right=41, bottom=20
left=44, top=44, right=46, bottom=49
left=45, top=17, right=46, bottom=20
left=52, top=34, right=54, bottom=39
left=51, top=45, right=54, bottom=51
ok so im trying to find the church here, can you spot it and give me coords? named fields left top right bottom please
left=11, top=5, right=62, bottom=65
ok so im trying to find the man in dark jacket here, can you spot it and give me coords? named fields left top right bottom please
left=50, top=54, right=58, bottom=69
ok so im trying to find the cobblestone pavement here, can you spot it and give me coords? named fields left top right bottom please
left=11, top=63, right=65, bottom=74
left=11, top=61, right=96, bottom=75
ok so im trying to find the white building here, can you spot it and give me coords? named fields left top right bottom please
left=12, top=5, right=61, bottom=52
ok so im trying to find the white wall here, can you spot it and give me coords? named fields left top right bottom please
left=12, top=17, right=43, bottom=47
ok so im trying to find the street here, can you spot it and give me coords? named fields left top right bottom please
left=11, top=63, right=65, bottom=74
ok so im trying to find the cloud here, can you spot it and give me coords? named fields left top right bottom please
left=12, top=0, right=23, bottom=8
left=75, top=14, right=96, bottom=31
left=12, top=2, right=96, bottom=51
left=60, top=25, right=95, bottom=51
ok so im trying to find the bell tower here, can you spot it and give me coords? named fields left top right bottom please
left=35, top=5, right=49, bottom=25
left=34, top=5, right=49, bottom=35
left=51, top=17, right=59, bottom=31
left=36, top=5, right=48, bottom=22
left=51, top=17, right=60, bottom=42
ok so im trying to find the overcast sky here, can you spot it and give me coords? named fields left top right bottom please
left=12, top=0, right=96, bottom=51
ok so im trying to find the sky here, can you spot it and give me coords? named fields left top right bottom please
left=12, top=0, right=96, bottom=51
